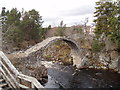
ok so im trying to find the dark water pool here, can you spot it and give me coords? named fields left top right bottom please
left=71, top=68, right=120, bottom=88
left=44, top=63, right=120, bottom=89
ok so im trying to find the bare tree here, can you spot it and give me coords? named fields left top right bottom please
left=84, top=17, right=89, bottom=34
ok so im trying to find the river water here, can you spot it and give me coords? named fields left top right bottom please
left=41, top=61, right=120, bottom=89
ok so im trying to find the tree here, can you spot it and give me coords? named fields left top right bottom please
left=1, top=8, right=45, bottom=49
left=6, top=8, right=21, bottom=26
left=48, top=25, right=51, bottom=30
left=5, top=26, right=24, bottom=45
left=84, top=17, right=89, bottom=33
left=2, top=8, right=23, bottom=46
left=94, top=0, right=120, bottom=50
left=94, top=0, right=117, bottom=37
left=55, top=20, right=66, bottom=36
left=73, top=25, right=83, bottom=34
left=110, top=0, right=120, bottom=50
left=20, top=9, right=43, bottom=41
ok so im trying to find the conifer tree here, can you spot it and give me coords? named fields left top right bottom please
left=55, top=21, right=66, bottom=36
left=94, top=0, right=117, bottom=37
left=20, top=9, right=43, bottom=41
left=94, top=0, right=120, bottom=50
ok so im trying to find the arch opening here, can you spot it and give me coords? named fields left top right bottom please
left=41, top=37, right=82, bottom=68
left=21, top=36, right=82, bottom=68
left=43, top=40, right=73, bottom=65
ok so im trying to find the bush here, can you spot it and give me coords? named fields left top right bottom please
left=92, top=39, right=104, bottom=53
left=73, top=27, right=83, bottom=34
left=55, top=27, right=65, bottom=36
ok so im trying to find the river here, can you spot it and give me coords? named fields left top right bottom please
left=41, top=60, right=120, bottom=89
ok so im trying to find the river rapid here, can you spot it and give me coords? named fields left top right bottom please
left=41, top=60, right=120, bottom=89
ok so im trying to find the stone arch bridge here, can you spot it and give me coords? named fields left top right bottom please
left=12, top=36, right=83, bottom=68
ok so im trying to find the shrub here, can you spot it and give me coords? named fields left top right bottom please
left=92, top=39, right=104, bottom=53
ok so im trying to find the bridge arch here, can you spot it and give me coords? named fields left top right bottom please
left=24, top=36, right=82, bottom=68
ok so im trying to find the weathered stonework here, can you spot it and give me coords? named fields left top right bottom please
left=12, top=36, right=82, bottom=68
left=9, top=36, right=120, bottom=73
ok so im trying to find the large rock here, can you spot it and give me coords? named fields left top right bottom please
left=26, top=65, right=48, bottom=85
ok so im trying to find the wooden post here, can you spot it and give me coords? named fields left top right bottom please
left=0, top=14, right=2, bottom=70
left=0, top=15, right=2, bottom=51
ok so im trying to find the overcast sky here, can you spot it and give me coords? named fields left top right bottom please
left=0, top=0, right=99, bottom=27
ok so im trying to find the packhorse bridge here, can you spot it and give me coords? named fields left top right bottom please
left=13, top=36, right=83, bottom=68
left=0, top=36, right=83, bottom=89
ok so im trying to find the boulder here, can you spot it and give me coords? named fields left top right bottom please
left=26, top=65, right=48, bottom=85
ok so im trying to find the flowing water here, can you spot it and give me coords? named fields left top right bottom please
left=41, top=61, right=120, bottom=89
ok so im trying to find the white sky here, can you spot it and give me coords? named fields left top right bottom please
left=0, top=0, right=99, bottom=27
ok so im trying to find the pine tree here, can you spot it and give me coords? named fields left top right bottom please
left=55, top=20, right=66, bottom=36
left=110, top=0, right=120, bottom=50
left=1, top=8, right=44, bottom=48
left=20, top=9, right=43, bottom=41
left=94, top=0, right=116, bottom=37
left=6, top=8, right=21, bottom=26
left=3, top=8, right=23, bottom=45
left=94, top=0, right=120, bottom=50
